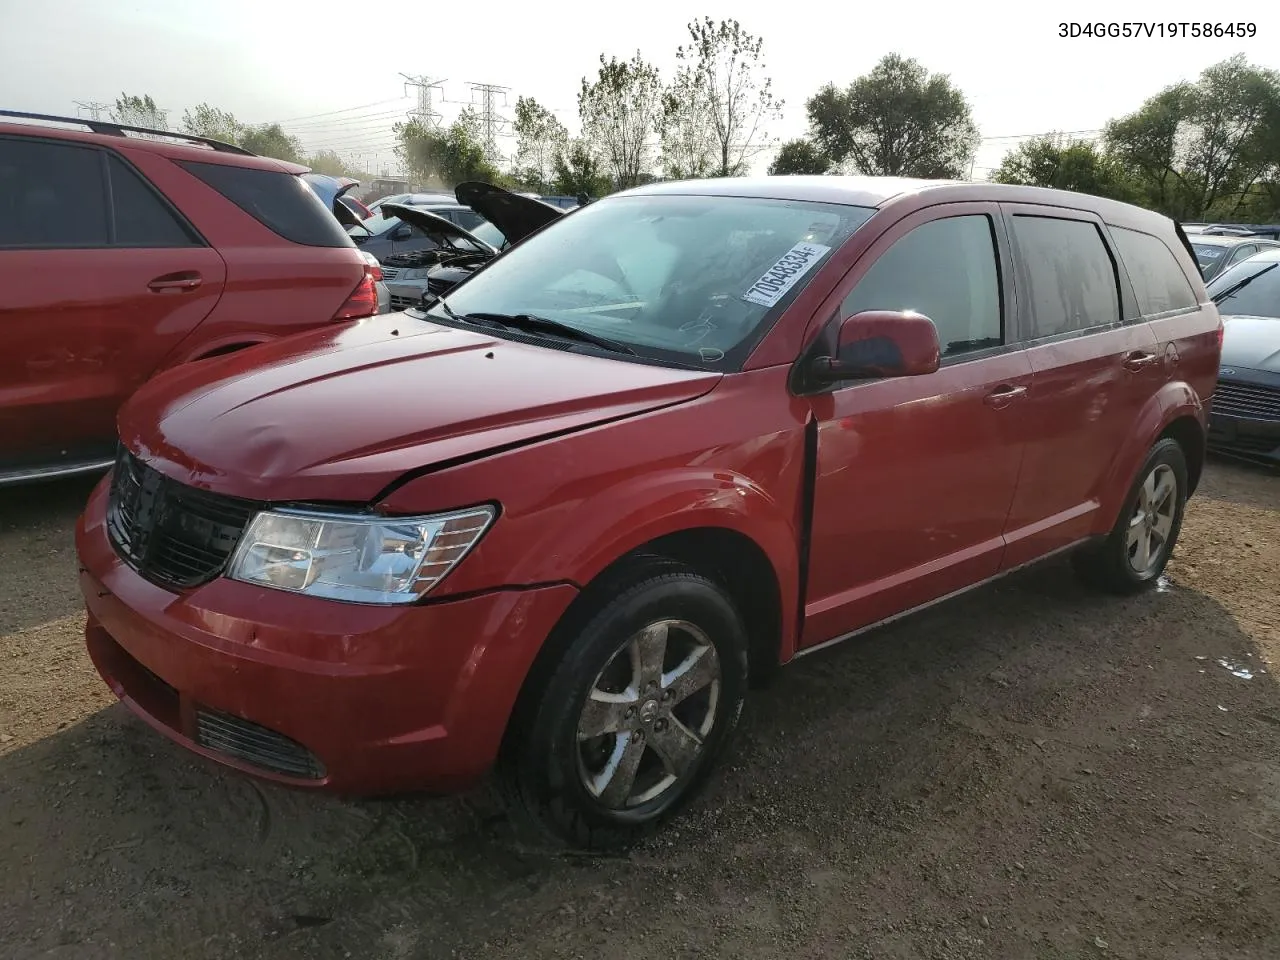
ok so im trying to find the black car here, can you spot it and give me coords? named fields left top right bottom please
left=381, top=182, right=564, bottom=309
left=1191, top=234, right=1280, bottom=281
left=1203, top=247, right=1280, bottom=465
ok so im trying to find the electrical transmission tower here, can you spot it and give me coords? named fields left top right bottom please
left=401, top=73, right=446, bottom=129
left=467, top=82, right=511, bottom=163
left=74, top=100, right=112, bottom=121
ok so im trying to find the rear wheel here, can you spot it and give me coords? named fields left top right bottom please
left=1073, top=437, right=1188, bottom=594
left=500, top=569, right=749, bottom=852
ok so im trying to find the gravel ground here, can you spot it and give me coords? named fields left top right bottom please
left=1, top=460, right=1278, bottom=960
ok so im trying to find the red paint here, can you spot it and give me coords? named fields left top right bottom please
left=0, top=120, right=370, bottom=471
left=76, top=177, right=1221, bottom=795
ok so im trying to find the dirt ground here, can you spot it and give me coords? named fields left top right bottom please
left=1, top=461, right=1278, bottom=960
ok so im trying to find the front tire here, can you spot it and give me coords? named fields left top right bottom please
left=1073, top=437, right=1188, bottom=594
left=500, top=569, right=749, bottom=852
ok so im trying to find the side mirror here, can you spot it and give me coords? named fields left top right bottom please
left=811, top=310, right=941, bottom=383
left=391, top=224, right=413, bottom=241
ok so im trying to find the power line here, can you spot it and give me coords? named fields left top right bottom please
left=74, top=100, right=111, bottom=121
left=269, top=97, right=411, bottom=124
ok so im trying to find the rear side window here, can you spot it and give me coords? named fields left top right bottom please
left=842, top=215, right=1003, bottom=358
left=106, top=155, right=200, bottom=247
left=1011, top=216, right=1120, bottom=338
left=1110, top=226, right=1198, bottom=315
left=180, top=160, right=353, bottom=247
left=0, top=137, right=108, bottom=247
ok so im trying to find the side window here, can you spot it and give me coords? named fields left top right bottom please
left=1110, top=226, right=1198, bottom=315
left=841, top=215, right=1002, bottom=357
left=106, top=155, right=199, bottom=247
left=1011, top=215, right=1120, bottom=338
left=454, top=210, right=485, bottom=231
left=179, top=160, right=352, bottom=248
left=0, top=138, right=108, bottom=248
left=1228, top=243, right=1257, bottom=265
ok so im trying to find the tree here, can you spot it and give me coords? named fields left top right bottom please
left=550, top=139, right=613, bottom=198
left=513, top=97, right=568, bottom=192
left=768, top=139, right=831, bottom=176
left=1106, top=55, right=1280, bottom=220
left=395, top=114, right=502, bottom=188
left=181, top=103, right=242, bottom=144
left=659, top=67, right=717, bottom=179
left=672, top=18, right=783, bottom=177
left=308, top=149, right=363, bottom=179
left=991, top=134, right=1140, bottom=202
left=579, top=51, right=664, bottom=190
left=112, top=93, right=167, bottom=130
left=238, top=123, right=304, bottom=164
left=806, top=54, right=979, bottom=178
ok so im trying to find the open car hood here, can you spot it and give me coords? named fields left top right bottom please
left=455, top=181, right=563, bottom=244
left=379, top=202, right=498, bottom=253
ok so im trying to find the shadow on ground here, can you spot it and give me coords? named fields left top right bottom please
left=3, top=552, right=1279, bottom=960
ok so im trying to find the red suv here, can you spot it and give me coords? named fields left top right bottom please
left=0, top=111, right=379, bottom=486
left=75, top=176, right=1221, bottom=850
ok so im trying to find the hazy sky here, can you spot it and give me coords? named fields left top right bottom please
left=1, top=0, right=1275, bottom=179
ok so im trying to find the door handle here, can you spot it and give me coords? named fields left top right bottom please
left=1122, top=350, right=1159, bottom=372
left=148, top=272, right=202, bottom=292
left=983, top=384, right=1027, bottom=409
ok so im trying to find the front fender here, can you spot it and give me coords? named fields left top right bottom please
left=1096, top=380, right=1205, bottom=531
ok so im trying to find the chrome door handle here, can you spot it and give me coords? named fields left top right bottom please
left=983, top=384, right=1027, bottom=408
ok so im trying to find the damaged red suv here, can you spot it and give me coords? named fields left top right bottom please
left=77, top=177, right=1221, bottom=850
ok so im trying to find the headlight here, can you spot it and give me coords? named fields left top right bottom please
left=226, top=506, right=495, bottom=604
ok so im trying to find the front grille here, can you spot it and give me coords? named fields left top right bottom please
left=389, top=293, right=419, bottom=310
left=107, top=449, right=259, bottom=589
left=1213, top=379, right=1280, bottom=422
left=195, top=709, right=325, bottom=779
left=380, top=266, right=401, bottom=281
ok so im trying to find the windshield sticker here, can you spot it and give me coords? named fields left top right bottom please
left=1194, top=247, right=1223, bottom=259
left=742, top=243, right=832, bottom=307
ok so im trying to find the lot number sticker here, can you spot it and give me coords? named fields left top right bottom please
left=741, top=242, right=832, bottom=307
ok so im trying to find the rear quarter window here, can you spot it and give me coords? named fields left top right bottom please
left=1110, top=226, right=1198, bottom=315
left=179, top=160, right=353, bottom=248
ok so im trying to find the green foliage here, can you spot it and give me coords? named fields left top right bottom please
left=238, top=123, right=304, bottom=164
left=550, top=139, right=612, bottom=198
left=181, top=103, right=242, bottom=144
left=991, top=135, right=1141, bottom=202
left=1104, top=55, right=1280, bottom=220
left=512, top=97, right=568, bottom=193
left=768, top=139, right=831, bottom=176
left=308, top=150, right=363, bottom=179
left=112, top=93, right=167, bottom=130
left=395, top=114, right=503, bottom=189
left=806, top=54, right=978, bottom=178
left=579, top=51, right=664, bottom=189
left=670, top=18, right=782, bottom=178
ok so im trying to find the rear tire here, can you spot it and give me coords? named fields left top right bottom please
left=499, top=568, right=749, bottom=852
left=1073, top=437, right=1188, bottom=594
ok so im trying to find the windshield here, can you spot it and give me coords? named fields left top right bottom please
left=1207, top=257, right=1280, bottom=318
left=1192, top=242, right=1228, bottom=271
left=419, top=194, right=873, bottom=369
left=469, top=219, right=505, bottom=249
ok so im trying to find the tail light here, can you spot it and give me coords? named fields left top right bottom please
left=1216, top=318, right=1225, bottom=348
left=332, top=256, right=381, bottom=321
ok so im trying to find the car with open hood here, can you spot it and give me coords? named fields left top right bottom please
left=1204, top=247, right=1280, bottom=465
left=77, top=175, right=1220, bottom=853
left=382, top=181, right=564, bottom=309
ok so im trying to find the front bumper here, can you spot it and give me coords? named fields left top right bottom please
left=76, top=476, right=578, bottom=795
left=1207, top=374, right=1280, bottom=466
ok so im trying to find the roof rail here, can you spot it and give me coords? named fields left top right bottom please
left=0, top=109, right=254, bottom=156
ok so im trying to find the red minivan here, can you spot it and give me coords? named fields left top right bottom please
left=0, top=112, right=379, bottom=486
left=76, top=177, right=1222, bottom=850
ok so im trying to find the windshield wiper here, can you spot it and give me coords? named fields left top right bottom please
left=453, top=311, right=637, bottom=355
left=1212, top=261, right=1278, bottom=304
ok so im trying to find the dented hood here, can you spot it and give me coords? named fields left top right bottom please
left=119, top=313, right=720, bottom=503
left=455, top=181, right=563, bottom=244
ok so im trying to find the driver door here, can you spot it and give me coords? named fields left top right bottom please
left=800, top=204, right=1033, bottom=648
